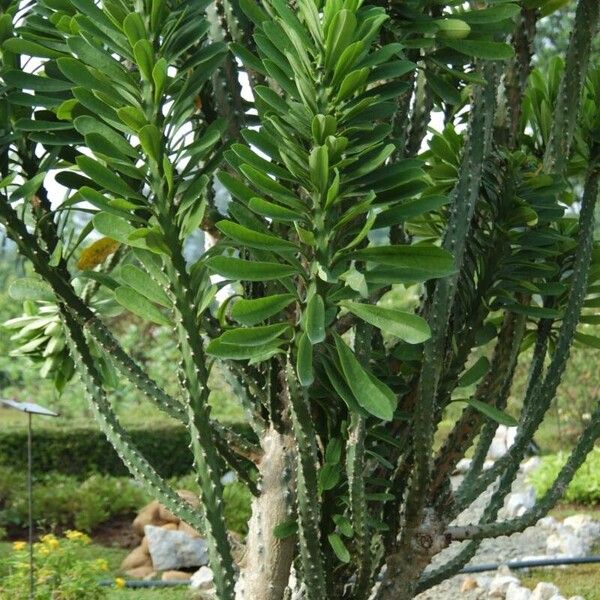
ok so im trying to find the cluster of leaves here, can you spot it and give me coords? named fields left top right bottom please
left=528, top=447, right=600, bottom=504
left=0, top=467, right=149, bottom=533
left=0, top=465, right=252, bottom=536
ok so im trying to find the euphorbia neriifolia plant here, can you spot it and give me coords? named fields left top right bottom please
left=1, top=0, right=600, bottom=597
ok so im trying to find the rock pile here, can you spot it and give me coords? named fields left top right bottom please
left=454, top=567, right=585, bottom=600
left=120, top=489, right=207, bottom=582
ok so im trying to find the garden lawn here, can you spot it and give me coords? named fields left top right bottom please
left=521, top=562, right=600, bottom=600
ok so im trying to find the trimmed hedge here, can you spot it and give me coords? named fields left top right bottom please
left=0, top=424, right=251, bottom=478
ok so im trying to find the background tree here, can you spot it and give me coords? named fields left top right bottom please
left=0, top=0, right=599, bottom=599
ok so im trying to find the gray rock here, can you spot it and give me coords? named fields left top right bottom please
left=506, top=583, right=531, bottom=600
left=520, top=456, right=541, bottom=474
left=504, top=486, right=536, bottom=519
left=546, top=528, right=586, bottom=558
left=456, top=458, right=473, bottom=474
left=488, top=571, right=519, bottom=598
left=530, top=582, right=560, bottom=600
left=144, top=524, right=209, bottom=570
left=190, top=565, right=214, bottom=590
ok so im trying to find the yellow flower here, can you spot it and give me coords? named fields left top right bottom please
left=12, top=541, right=26, bottom=551
left=115, top=577, right=126, bottom=589
left=95, top=559, right=109, bottom=572
left=38, top=545, right=50, bottom=556
left=40, top=533, right=60, bottom=550
left=65, top=530, right=91, bottom=544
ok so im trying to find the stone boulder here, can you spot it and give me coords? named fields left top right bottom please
left=191, top=566, right=214, bottom=590
left=124, top=565, right=155, bottom=579
left=121, top=544, right=151, bottom=571
left=530, top=582, right=560, bottom=600
left=157, top=489, right=201, bottom=524
left=503, top=485, right=536, bottom=519
left=145, top=524, right=209, bottom=571
left=506, top=583, right=531, bottom=600
left=488, top=569, right=519, bottom=598
left=161, top=570, right=192, bottom=582
left=487, top=426, right=517, bottom=461
left=132, top=500, right=163, bottom=536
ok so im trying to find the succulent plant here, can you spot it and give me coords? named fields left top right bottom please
left=0, top=0, right=599, bottom=598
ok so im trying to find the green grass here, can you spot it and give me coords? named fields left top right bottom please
left=521, top=565, right=600, bottom=600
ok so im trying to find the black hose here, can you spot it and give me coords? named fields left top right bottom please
left=99, top=556, right=600, bottom=589
left=460, top=555, right=600, bottom=574
left=99, top=579, right=189, bottom=588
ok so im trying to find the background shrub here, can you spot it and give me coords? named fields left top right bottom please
left=0, top=423, right=253, bottom=478
left=0, top=466, right=252, bottom=536
left=528, top=447, right=600, bottom=505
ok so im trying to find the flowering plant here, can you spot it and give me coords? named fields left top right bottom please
left=0, top=532, right=107, bottom=600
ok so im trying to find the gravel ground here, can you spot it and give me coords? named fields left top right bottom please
left=416, top=472, right=565, bottom=599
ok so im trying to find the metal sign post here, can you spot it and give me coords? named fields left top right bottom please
left=1, top=399, right=58, bottom=600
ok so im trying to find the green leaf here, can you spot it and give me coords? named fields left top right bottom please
left=374, top=195, right=449, bottom=229
left=120, top=264, right=170, bottom=307
left=340, top=302, right=430, bottom=344
left=9, top=278, right=55, bottom=302
left=152, top=58, right=168, bottom=102
left=304, top=293, right=326, bottom=344
left=296, top=332, right=314, bottom=387
left=117, top=106, right=147, bottom=131
left=351, top=244, right=455, bottom=281
left=333, top=514, right=354, bottom=538
left=325, top=438, right=342, bottom=464
left=248, top=197, right=304, bottom=222
left=460, top=4, right=520, bottom=24
left=333, top=333, right=396, bottom=421
left=337, top=68, right=369, bottom=102
left=9, top=172, right=46, bottom=202
left=443, top=39, right=514, bottom=60
left=231, top=294, right=295, bottom=326
left=328, top=533, right=350, bottom=563
left=459, top=398, right=518, bottom=427
left=273, top=519, right=298, bottom=539
left=216, top=220, right=298, bottom=251
left=457, top=356, right=490, bottom=388
left=138, top=124, right=161, bottom=162
left=74, top=116, right=138, bottom=159
left=3, top=38, right=64, bottom=59
left=133, top=39, right=154, bottom=80
left=114, top=286, right=170, bottom=326
left=205, top=256, right=299, bottom=281
left=574, top=331, right=600, bottom=349
left=309, top=145, right=329, bottom=192
left=325, top=9, right=357, bottom=71
left=77, top=156, right=141, bottom=200
left=319, top=463, right=341, bottom=491
left=93, top=213, right=147, bottom=248
left=123, top=12, right=146, bottom=47
left=206, top=338, right=285, bottom=360
left=322, top=356, right=369, bottom=416
left=3, top=70, right=72, bottom=92
left=49, top=241, right=62, bottom=267
left=217, top=323, right=291, bottom=346
left=332, top=41, right=365, bottom=87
